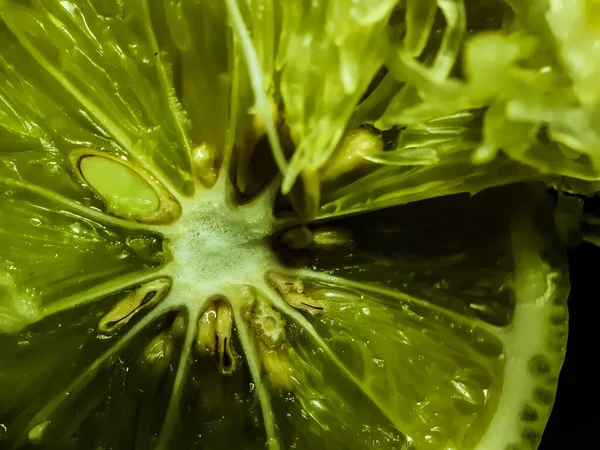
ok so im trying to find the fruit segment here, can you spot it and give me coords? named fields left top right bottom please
left=98, top=278, right=171, bottom=334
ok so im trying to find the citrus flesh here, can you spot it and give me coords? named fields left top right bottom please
left=0, top=1, right=569, bottom=450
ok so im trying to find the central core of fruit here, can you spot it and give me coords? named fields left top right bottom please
left=165, top=185, right=277, bottom=309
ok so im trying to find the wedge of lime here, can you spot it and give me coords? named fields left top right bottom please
left=0, top=1, right=571, bottom=450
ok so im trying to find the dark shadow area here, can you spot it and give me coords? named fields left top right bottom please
left=540, top=243, right=600, bottom=449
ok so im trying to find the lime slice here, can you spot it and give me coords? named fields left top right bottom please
left=0, top=2, right=569, bottom=450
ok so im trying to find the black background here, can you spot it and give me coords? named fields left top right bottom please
left=540, top=243, right=599, bottom=449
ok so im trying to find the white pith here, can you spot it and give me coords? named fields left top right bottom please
left=476, top=216, right=564, bottom=450
left=161, top=174, right=280, bottom=314
left=477, top=283, right=557, bottom=450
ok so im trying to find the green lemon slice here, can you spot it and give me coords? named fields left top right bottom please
left=0, top=2, right=571, bottom=450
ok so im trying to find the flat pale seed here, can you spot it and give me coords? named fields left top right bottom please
left=319, top=128, right=382, bottom=185
left=79, top=156, right=160, bottom=218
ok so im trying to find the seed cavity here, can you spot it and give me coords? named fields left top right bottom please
left=258, top=342, right=295, bottom=391
left=312, top=228, right=356, bottom=252
left=28, top=421, right=50, bottom=445
left=288, top=169, right=321, bottom=221
left=281, top=226, right=356, bottom=253
left=143, top=331, right=174, bottom=369
left=282, top=226, right=313, bottom=249
left=216, top=302, right=237, bottom=375
left=235, top=99, right=281, bottom=197
left=195, top=305, right=218, bottom=355
left=142, top=314, right=186, bottom=374
left=244, top=295, right=295, bottom=391
left=248, top=298, right=286, bottom=348
left=98, top=278, right=170, bottom=334
left=267, top=272, right=329, bottom=315
left=71, top=150, right=181, bottom=223
left=267, top=272, right=304, bottom=295
left=285, top=291, right=329, bottom=315
left=192, top=144, right=219, bottom=188
left=196, top=301, right=237, bottom=376
left=280, top=129, right=381, bottom=220
left=306, top=287, right=357, bottom=303
left=251, top=98, right=278, bottom=141
left=319, top=128, right=382, bottom=186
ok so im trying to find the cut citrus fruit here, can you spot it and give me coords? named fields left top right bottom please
left=0, top=1, right=571, bottom=450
